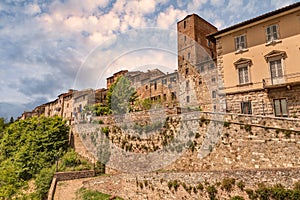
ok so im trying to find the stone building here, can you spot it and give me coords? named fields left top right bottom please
left=208, top=2, right=300, bottom=117
left=73, top=89, right=95, bottom=121
left=126, top=69, right=165, bottom=89
left=106, top=70, right=128, bottom=88
left=95, top=88, right=108, bottom=105
left=147, top=71, right=179, bottom=108
left=177, top=14, right=222, bottom=111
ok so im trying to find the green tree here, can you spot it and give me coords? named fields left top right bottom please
left=0, top=116, right=69, bottom=197
left=107, top=76, right=137, bottom=114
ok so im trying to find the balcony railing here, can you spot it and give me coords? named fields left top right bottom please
left=263, top=72, right=300, bottom=88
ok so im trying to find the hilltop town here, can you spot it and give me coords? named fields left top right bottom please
left=17, top=2, right=300, bottom=200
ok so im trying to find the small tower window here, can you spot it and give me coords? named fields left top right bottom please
left=183, top=21, right=186, bottom=29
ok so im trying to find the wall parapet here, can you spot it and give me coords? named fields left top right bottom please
left=54, top=170, right=95, bottom=182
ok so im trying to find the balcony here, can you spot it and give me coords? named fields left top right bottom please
left=263, top=72, right=300, bottom=89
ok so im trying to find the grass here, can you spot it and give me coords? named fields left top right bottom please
left=76, top=188, right=124, bottom=200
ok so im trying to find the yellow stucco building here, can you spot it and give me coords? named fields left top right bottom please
left=208, top=2, right=300, bottom=117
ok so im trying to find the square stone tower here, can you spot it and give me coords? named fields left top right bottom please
left=177, top=14, right=221, bottom=111
left=177, top=13, right=217, bottom=68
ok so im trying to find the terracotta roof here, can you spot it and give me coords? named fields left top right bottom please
left=208, top=2, right=300, bottom=39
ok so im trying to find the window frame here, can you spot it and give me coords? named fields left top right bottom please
left=237, top=64, right=251, bottom=85
left=273, top=98, right=288, bottom=117
left=212, top=90, right=217, bottom=99
left=241, top=101, right=252, bottom=114
left=266, top=24, right=280, bottom=43
left=186, top=95, right=190, bottom=103
left=234, top=34, right=247, bottom=51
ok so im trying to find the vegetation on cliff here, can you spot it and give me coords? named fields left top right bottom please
left=0, top=116, right=69, bottom=199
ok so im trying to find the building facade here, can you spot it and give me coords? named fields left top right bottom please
left=208, top=2, right=300, bottom=117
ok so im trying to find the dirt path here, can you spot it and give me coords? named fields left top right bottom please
left=54, top=177, right=97, bottom=200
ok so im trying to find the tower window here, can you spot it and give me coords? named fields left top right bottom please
left=183, top=21, right=186, bottom=29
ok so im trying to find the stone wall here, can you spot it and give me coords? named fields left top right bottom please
left=74, top=111, right=300, bottom=173
left=54, top=170, right=95, bottom=181
left=166, top=112, right=300, bottom=171
left=82, top=168, right=300, bottom=200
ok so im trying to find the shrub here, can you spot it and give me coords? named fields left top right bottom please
left=101, top=127, right=110, bottom=136
left=245, top=124, right=252, bottom=132
left=35, top=167, right=55, bottom=199
left=206, top=185, right=218, bottom=200
left=224, top=121, right=231, bottom=128
left=237, top=181, right=245, bottom=191
left=61, top=149, right=81, bottom=168
left=221, top=178, right=235, bottom=192
left=197, top=183, right=204, bottom=191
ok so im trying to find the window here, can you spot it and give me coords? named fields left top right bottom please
left=186, top=80, right=190, bottom=91
left=154, top=82, right=157, bottom=90
left=162, top=79, right=167, bottom=84
left=145, top=85, right=148, bottom=90
left=67, top=103, right=69, bottom=108
left=270, top=59, right=283, bottom=79
left=264, top=50, right=286, bottom=84
left=274, top=99, right=288, bottom=117
left=170, top=76, right=176, bottom=82
left=183, top=21, right=186, bottom=29
left=209, top=62, right=215, bottom=69
left=188, top=52, right=191, bottom=60
left=185, top=68, right=189, bottom=75
left=212, top=90, right=216, bottom=99
left=235, top=35, right=247, bottom=50
left=171, top=92, right=176, bottom=100
left=187, top=96, right=190, bottom=103
left=200, top=64, right=205, bottom=72
left=163, top=94, right=167, bottom=101
left=184, top=35, right=186, bottom=42
left=211, top=77, right=216, bottom=83
left=241, top=101, right=252, bottom=114
left=238, top=65, right=250, bottom=84
left=207, top=39, right=211, bottom=47
left=266, top=24, right=279, bottom=42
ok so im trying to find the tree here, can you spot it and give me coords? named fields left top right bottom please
left=9, top=117, right=14, bottom=124
left=0, top=116, right=69, bottom=197
left=107, top=76, right=137, bottom=114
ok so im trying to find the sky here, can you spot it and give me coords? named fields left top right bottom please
left=0, top=0, right=299, bottom=119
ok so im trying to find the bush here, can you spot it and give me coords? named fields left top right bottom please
left=61, top=149, right=80, bottom=168
left=237, top=181, right=245, bottom=191
left=206, top=185, right=217, bottom=200
left=197, top=183, right=204, bottom=191
left=221, top=178, right=235, bottom=192
left=224, top=121, right=231, bottom=128
left=101, top=127, right=110, bottom=136
left=35, top=167, right=55, bottom=199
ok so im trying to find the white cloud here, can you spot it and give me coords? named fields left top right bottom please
left=270, top=0, right=296, bottom=9
left=2, top=0, right=300, bottom=118
left=25, top=3, right=41, bottom=15
left=156, top=6, right=188, bottom=29
left=210, top=0, right=225, bottom=7
left=187, top=0, right=208, bottom=11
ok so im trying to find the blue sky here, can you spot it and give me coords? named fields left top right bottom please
left=0, top=0, right=299, bottom=119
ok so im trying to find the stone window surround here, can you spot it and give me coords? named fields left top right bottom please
left=264, top=50, right=287, bottom=79
left=234, top=58, right=253, bottom=86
